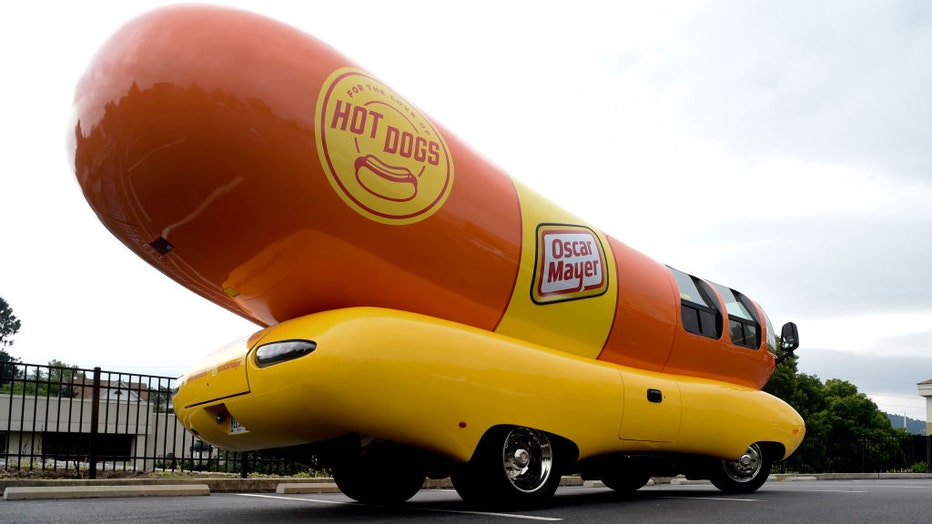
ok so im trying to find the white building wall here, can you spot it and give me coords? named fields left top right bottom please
left=918, top=380, right=932, bottom=436
left=1, top=396, right=195, bottom=470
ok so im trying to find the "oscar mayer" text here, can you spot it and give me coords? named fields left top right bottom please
left=536, top=229, right=605, bottom=300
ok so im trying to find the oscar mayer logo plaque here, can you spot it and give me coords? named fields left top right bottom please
left=532, top=224, right=608, bottom=304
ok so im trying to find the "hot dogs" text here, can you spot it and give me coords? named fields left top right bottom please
left=330, top=101, right=441, bottom=165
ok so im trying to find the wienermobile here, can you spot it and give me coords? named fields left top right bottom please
left=70, top=5, right=804, bottom=506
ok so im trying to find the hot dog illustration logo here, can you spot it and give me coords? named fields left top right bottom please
left=532, top=225, right=609, bottom=304
left=316, top=68, right=454, bottom=225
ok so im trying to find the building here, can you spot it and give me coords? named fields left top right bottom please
left=919, top=379, right=932, bottom=436
left=0, top=364, right=198, bottom=472
left=73, top=377, right=152, bottom=403
left=0, top=390, right=191, bottom=471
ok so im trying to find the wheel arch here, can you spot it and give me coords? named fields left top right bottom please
left=471, top=424, right=580, bottom=467
left=758, top=440, right=787, bottom=462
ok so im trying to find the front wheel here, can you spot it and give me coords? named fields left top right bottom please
left=709, top=443, right=771, bottom=494
left=452, top=426, right=561, bottom=507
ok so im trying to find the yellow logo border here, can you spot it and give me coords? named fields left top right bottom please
left=315, top=68, right=454, bottom=225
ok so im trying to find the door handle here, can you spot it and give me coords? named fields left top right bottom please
left=647, top=388, right=663, bottom=403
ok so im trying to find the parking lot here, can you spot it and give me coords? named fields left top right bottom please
left=3, top=479, right=931, bottom=523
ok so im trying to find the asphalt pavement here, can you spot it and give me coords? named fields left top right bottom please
left=2, top=478, right=932, bottom=524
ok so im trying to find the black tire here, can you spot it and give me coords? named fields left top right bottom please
left=332, top=455, right=425, bottom=505
left=452, top=426, right=561, bottom=507
left=709, top=443, right=771, bottom=494
left=601, top=469, right=650, bottom=493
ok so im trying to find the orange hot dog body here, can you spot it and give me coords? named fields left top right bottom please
left=71, top=5, right=776, bottom=389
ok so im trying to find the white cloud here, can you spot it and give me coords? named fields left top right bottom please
left=0, top=1, right=929, bottom=419
left=797, top=347, right=931, bottom=417
left=804, top=312, right=932, bottom=357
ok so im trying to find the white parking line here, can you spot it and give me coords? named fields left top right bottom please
left=660, top=496, right=760, bottom=502
left=235, top=493, right=564, bottom=521
left=803, top=490, right=869, bottom=493
left=839, top=484, right=931, bottom=490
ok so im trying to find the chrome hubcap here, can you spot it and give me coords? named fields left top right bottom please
left=501, top=427, right=553, bottom=493
left=723, top=443, right=763, bottom=483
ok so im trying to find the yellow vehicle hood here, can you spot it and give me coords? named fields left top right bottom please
left=173, top=334, right=261, bottom=409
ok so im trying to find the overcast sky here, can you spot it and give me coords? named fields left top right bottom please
left=1, top=1, right=929, bottom=420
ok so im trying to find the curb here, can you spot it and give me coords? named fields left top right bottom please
left=276, top=482, right=341, bottom=494
left=0, top=476, right=581, bottom=501
left=2, top=473, right=930, bottom=501
left=581, top=473, right=932, bottom=489
left=3, top=484, right=209, bottom=501
left=0, top=477, right=335, bottom=495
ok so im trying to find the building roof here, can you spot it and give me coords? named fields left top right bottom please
left=73, top=377, right=152, bottom=401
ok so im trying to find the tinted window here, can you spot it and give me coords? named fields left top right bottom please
left=711, top=283, right=762, bottom=350
left=669, top=267, right=722, bottom=339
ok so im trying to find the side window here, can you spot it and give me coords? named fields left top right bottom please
left=764, top=313, right=777, bottom=354
left=711, top=283, right=762, bottom=350
left=669, top=267, right=722, bottom=339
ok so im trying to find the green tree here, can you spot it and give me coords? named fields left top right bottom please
left=1, top=360, right=87, bottom=397
left=766, top=358, right=904, bottom=472
left=1, top=296, right=23, bottom=386
left=767, top=359, right=895, bottom=440
left=764, top=354, right=826, bottom=423
left=0, top=296, right=22, bottom=352
left=47, top=360, right=85, bottom=398
left=808, top=378, right=895, bottom=438
left=151, top=385, right=177, bottom=413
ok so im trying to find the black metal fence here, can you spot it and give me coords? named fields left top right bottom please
left=2, top=361, right=930, bottom=478
left=776, top=433, right=931, bottom=474
left=0, top=361, right=312, bottom=478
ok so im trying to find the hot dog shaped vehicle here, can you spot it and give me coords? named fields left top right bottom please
left=70, top=5, right=804, bottom=506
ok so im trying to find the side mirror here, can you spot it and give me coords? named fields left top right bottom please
left=775, top=322, right=799, bottom=366
left=781, top=322, right=799, bottom=352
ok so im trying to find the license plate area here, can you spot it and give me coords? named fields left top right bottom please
left=229, top=416, right=249, bottom=435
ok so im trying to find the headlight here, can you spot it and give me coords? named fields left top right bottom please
left=254, top=339, right=317, bottom=367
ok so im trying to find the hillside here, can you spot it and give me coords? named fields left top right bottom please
left=885, top=413, right=927, bottom=435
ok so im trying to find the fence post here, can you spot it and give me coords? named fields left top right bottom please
left=88, top=367, right=101, bottom=479
left=860, top=434, right=866, bottom=472
left=240, top=451, right=249, bottom=478
left=926, top=435, right=932, bottom=473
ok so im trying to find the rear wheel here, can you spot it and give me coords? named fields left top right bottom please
left=709, top=443, right=771, bottom=494
left=332, top=454, right=425, bottom=505
left=452, top=426, right=561, bottom=507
